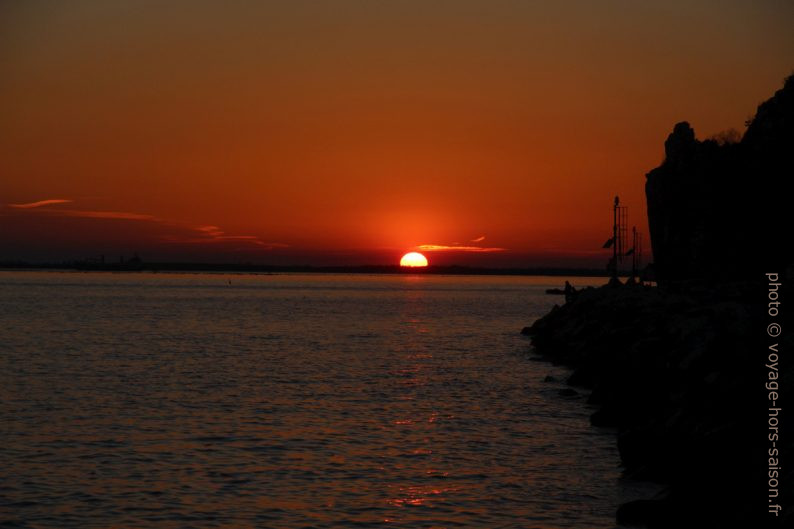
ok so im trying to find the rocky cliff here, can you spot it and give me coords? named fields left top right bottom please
left=646, top=75, right=793, bottom=284
left=525, top=74, right=794, bottom=527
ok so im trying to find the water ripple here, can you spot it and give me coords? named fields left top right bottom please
left=0, top=272, right=658, bottom=528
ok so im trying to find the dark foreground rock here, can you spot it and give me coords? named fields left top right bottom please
left=526, top=282, right=793, bottom=528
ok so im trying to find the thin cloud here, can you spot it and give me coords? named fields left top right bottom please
left=7, top=198, right=287, bottom=251
left=189, top=225, right=288, bottom=248
left=59, top=210, right=156, bottom=221
left=418, top=233, right=503, bottom=252
left=417, top=244, right=505, bottom=253
left=7, top=201, right=156, bottom=221
left=8, top=199, right=73, bottom=209
left=194, top=225, right=257, bottom=241
left=197, top=225, right=224, bottom=237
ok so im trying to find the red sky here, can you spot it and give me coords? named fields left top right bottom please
left=1, top=1, right=792, bottom=267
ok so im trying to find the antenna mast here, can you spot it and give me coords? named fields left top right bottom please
left=609, top=196, right=628, bottom=282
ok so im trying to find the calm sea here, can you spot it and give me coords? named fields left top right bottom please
left=0, top=271, right=653, bottom=528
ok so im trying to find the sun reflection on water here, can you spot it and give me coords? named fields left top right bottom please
left=387, top=485, right=460, bottom=508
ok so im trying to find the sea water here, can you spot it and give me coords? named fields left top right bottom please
left=0, top=271, right=654, bottom=528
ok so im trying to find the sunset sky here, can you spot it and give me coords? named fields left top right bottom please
left=1, top=1, right=792, bottom=266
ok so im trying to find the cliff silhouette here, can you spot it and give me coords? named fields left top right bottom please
left=525, top=74, right=793, bottom=528
left=646, top=74, right=793, bottom=284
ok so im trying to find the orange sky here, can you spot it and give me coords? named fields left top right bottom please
left=1, top=1, right=792, bottom=266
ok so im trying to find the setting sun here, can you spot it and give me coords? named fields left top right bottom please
left=400, top=252, right=429, bottom=267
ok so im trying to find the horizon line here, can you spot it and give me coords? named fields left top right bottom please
left=0, top=260, right=622, bottom=277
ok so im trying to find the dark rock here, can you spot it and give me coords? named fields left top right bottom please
left=645, top=75, right=793, bottom=285
left=557, top=388, right=579, bottom=398
left=527, top=279, right=793, bottom=527
left=590, top=408, right=618, bottom=428
left=616, top=498, right=670, bottom=527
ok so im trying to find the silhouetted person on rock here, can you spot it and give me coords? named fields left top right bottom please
left=564, top=281, right=576, bottom=303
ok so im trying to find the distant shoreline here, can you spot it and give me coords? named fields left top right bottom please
left=0, top=262, right=614, bottom=277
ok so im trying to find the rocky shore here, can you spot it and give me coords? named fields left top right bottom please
left=523, top=281, right=792, bottom=528
left=522, top=73, right=794, bottom=527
